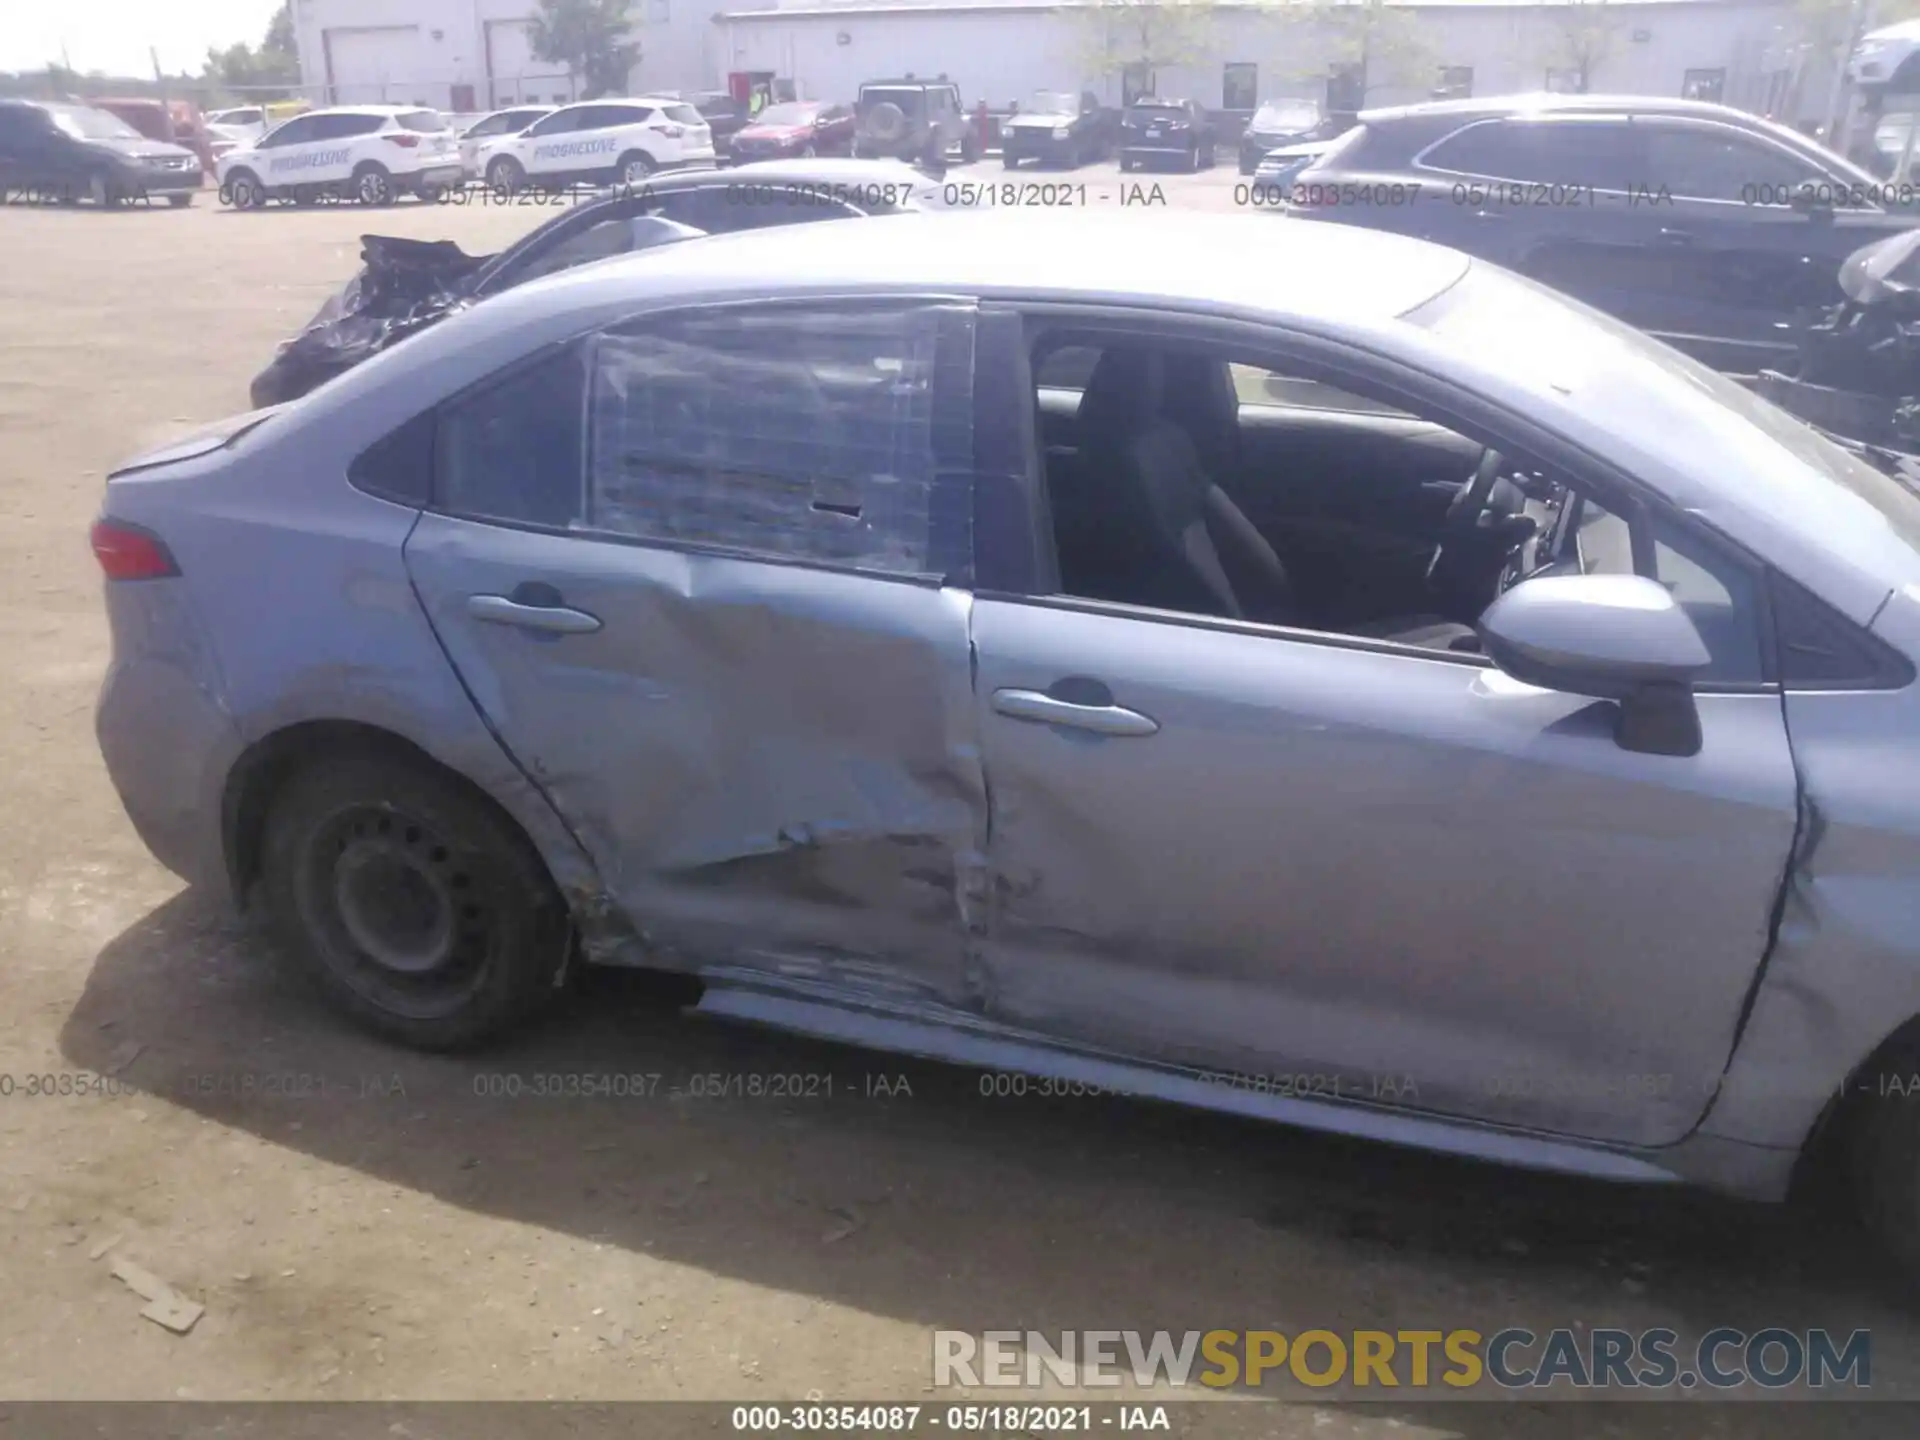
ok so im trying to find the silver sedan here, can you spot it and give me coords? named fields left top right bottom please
left=92, top=210, right=1920, bottom=1281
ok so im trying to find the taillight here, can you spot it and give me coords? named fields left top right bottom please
left=91, top=518, right=179, bottom=581
left=657, top=124, right=685, bottom=138
left=384, top=132, right=421, bottom=148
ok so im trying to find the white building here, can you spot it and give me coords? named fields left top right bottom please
left=289, top=0, right=1839, bottom=125
left=287, top=0, right=720, bottom=109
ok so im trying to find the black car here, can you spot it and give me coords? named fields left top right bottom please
left=1120, top=98, right=1216, bottom=172
left=1288, top=94, right=1920, bottom=374
left=853, top=77, right=980, bottom=166
left=680, top=91, right=752, bottom=160
left=249, top=159, right=951, bottom=406
left=0, top=99, right=203, bottom=207
left=1001, top=90, right=1116, bottom=169
left=1237, top=98, right=1328, bottom=174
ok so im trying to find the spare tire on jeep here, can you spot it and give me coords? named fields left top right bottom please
left=865, top=101, right=907, bottom=144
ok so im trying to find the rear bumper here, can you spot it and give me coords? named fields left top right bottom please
left=96, top=597, right=244, bottom=897
left=1003, top=133, right=1083, bottom=162
left=1122, top=142, right=1196, bottom=159
left=402, top=164, right=466, bottom=191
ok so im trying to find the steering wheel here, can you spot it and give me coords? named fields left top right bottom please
left=1426, top=447, right=1505, bottom=586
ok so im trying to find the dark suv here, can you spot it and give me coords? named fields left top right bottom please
left=1289, top=94, right=1920, bottom=373
left=853, top=78, right=979, bottom=165
left=0, top=99, right=203, bottom=206
left=1120, top=98, right=1216, bottom=172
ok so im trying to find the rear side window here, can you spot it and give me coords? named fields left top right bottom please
left=397, top=109, right=447, bottom=133
left=316, top=113, right=386, bottom=140
left=1421, top=119, right=1640, bottom=190
left=584, top=304, right=974, bottom=574
left=437, top=346, right=588, bottom=529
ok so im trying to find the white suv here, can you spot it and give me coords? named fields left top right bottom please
left=479, top=97, right=715, bottom=191
left=217, top=105, right=464, bottom=209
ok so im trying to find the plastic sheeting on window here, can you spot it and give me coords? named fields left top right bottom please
left=585, top=302, right=974, bottom=576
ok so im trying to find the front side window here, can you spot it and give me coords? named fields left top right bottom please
left=1640, top=124, right=1820, bottom=202
left=1573, top=499, right=1765, bottom=682
left=584, top=305, right=972, bottom=574
left=525, top=109, right=583, bottom=137
left=261, top=115, right=319, bottom=147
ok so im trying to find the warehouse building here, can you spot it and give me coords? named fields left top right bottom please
left=289, top=0, right=1839, bottom=124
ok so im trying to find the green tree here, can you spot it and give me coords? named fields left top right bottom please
left=1285, top=0, right=1429, bottom=106
left=1076, top=0, right=1220, bottom=94
left=530, top=0, right=640, bottom=100
left=1541, top=0, right=1621, bottom=92
left=202, top=1, right=299, bottom=96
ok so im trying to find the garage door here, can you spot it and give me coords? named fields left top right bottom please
left=486, top=20, right=567, bottom=106
left=324, top=25, right=426, bottom=105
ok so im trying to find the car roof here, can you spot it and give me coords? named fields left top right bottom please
left=861, top=78, right=954, bottom=88
left=511, top=209, right=1467, bottom=325
left=1358, top=92, right=1777, bottom=126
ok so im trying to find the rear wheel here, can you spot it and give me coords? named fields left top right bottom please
left=261, top=751, right=570, bottom=1050
left=618, top=151, right=654, bottom=185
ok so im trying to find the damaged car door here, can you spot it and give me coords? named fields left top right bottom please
left=403, top=298, right=988, bottom=1002
left=967, top=314, right=1799, bottom=1151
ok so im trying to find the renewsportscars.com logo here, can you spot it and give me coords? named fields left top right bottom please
left=933, top=1328, right=1872, bottom=1393
left=534, top=137, right=621, bottom=160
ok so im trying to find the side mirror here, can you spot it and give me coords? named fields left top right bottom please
left=1477, top=574, right=1711, bottom=757
left=1790, top=186, right=1834, bottom=218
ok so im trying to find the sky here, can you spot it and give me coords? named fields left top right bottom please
left=1, top=0, right=282, bottom=78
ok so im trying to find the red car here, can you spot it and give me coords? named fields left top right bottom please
left=725, top=101, right=856, bottom=163
left=93, top=97, right=217, bottom=174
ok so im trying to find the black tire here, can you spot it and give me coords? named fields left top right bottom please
left=226, top=169, right=265, bottom=210
left=1003, top=152, right=1018, bottom=170
left=486, top=155, right=524, bottom=195
left=1848, top=1044, right=1920, bottom=1283
left=961, top=132, right=981, bottom=164
left=261, top=751, right=570, bottom=1050
left=167, top=193, right=194, bottom=208
left=88, top=170, right=123, bottom=209
left=353, top=161, right=395, bottom=206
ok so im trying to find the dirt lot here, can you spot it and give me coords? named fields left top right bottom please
left=0, top=170, right=1915, bottom=1435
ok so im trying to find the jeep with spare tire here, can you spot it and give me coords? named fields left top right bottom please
left=852, top=76, right=979, bottom=166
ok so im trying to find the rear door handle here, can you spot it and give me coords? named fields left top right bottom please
left=992, top=688, right=1159, bottom=737
left=1657, top=227, right=1694, bottom=245
left=467, top=594, right=603, bottom=634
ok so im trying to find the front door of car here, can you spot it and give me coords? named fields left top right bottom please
left=402, top=298, right=986, bottom=1006
left=0, top=108, right=53, bottom=191
left=968, top=321, right=1800, bottom=1149
left=518, top=107, right=587, bottom=179
left=253, top=114, right=323, bottom=187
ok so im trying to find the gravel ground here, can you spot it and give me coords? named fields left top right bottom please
left=0, top=169, right=1912, bottom=1436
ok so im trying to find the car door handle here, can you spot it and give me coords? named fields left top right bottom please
left=992, top=688, right=1160, bottom=737
left=1657, top=227, right=1694, bottom=245
left=467, top=594, right=603, bottom=634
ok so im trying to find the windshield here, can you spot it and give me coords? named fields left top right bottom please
left=1253, top=101, right=1320, bottom=129
left=1031, top=91, right=1077, bottom=115
left=50, top=106, right=143, bottom=141
left=755, top=103, right=819, bottom=125
left=1407, top=262, right=1920, bottom=574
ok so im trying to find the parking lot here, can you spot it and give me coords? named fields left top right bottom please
left=1, top=162, right=1918, bottom=1432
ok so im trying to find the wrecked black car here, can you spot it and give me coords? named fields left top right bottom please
left=1756, top=227, right=1920, bottom=468
left=250, top=159, right=951, bottom=407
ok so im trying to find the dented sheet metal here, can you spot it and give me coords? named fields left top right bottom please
left=1704, top=584, right=1920, bottom=1155
left=403, top=299, right=987, bottom=1007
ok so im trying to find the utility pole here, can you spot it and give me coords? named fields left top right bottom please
left=1823, top=0, right=1871, bottom=153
